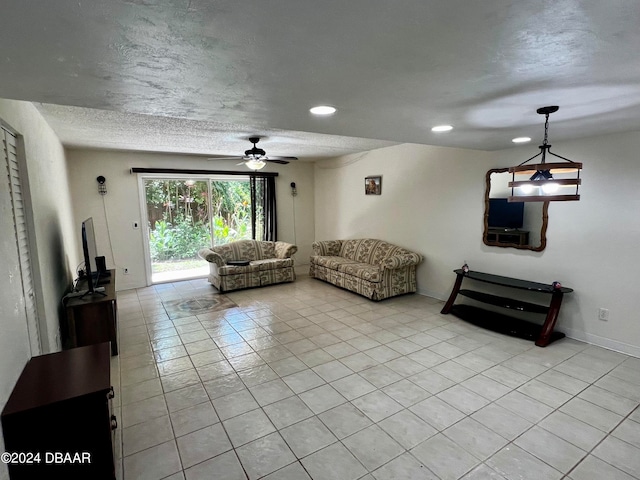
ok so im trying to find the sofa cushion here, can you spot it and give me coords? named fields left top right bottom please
left=337, top=262, right=382, bottom=282
left=218, top=258, right=293, bottom=276
left=256, top=241, right=276, bottom=259
left=214, top=240, right=258, bottom=262
left=218, top=262, right=261, bottom=276
left=313, top=240, right=343, bottom=256
left=311, top=255, right=360, bottom=270
left=254, top=258, right=294, bottom=271
left=340, top=239, right=401, bottom=265
left=212, top=240, right=276, bottom=262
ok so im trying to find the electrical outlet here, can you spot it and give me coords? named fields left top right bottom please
left=123, top=267, right=130, bottom=275
left=598, top=308, right=609, bottom=321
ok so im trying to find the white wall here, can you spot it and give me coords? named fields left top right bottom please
left=65, top=149, right=315, bottom=290
left=315, top=132, right=640, bottom=356
left=491, top=131, right=640, bottom=355
left=0, top=99, right=76, bottom=480
left=315, top=143, right=494, bottom=296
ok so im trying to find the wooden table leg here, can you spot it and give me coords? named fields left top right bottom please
left=441, top=273, right=464, bottom=314
left=536, top=291, right=564, bottom=347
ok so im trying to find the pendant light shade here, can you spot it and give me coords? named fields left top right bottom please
left=508, top=106, right=582, bottom=202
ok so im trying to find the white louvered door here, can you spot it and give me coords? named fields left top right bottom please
left=2, top=126, right=41, bottom=354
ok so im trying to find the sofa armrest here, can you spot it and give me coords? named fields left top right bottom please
left=275, top=241, right=298, bottom=259
left=198, top=248, right=226, bottom=267
left=381, top=253, right=423, bottom=270
left=311, top=240, right=343, bottom=256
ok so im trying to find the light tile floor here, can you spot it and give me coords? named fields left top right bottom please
left=111, top=275, right=640, bottom=480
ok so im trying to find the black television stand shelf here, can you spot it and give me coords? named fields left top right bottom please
left=441, top=269, right=573, bottom=347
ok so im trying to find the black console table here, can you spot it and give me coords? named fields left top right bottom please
left=441, top=269, right=573, bottom=347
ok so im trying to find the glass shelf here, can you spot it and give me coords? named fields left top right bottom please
left=443, top=269, right=573, bottom=347
left=458, top=289, right=549, bottom=315
left=453, top=269, right=573, bottom=294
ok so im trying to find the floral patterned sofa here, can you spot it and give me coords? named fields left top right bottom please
left=309, top=238, right=423, bottom=301
left=198, top=240, right=298, bottom=292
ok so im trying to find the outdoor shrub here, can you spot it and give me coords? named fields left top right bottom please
left=149, top=216, right=211, bottom=261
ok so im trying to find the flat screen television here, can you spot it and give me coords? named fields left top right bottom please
left=488, top=198, right=524, bottom=229
left=81, top=217, right=99, bottom=293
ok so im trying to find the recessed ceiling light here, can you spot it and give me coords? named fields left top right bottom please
left=431, top=125, right=453, bottom=132
left=310, top=105, right=336, bottom=115
left=512, top=137, right=532, bottom=143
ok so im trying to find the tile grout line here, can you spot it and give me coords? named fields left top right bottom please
left=117, top=280, right=640, bottom=480
left=563, top=403, right=640, bottom=480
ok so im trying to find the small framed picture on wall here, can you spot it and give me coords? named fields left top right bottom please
left=365, top=176, right=382, bottom=195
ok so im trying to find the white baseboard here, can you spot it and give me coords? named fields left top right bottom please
left=417, top=288, right=447, bottom=301
left=561, top=328, right=640, bottom=358
left=295, top=263, right=310, bottom=276
left=415, top=289, right=639, bottom=358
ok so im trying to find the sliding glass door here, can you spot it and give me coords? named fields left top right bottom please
left=144, top=179, right=212, bottom=283
left=143, top=175, right=274, bottom=284
left=210, top=179, right=257, bottom=245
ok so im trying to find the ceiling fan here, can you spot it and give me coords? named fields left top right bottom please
left=210, top=137, right=298, bottom=170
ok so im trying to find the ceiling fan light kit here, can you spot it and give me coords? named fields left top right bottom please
left=507, top=106, right=582, bottom=203
left=245, top=158, right=267, bottom=170
left=211, top=137, right=299, bottom=170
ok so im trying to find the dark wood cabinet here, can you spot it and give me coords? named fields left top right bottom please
left=64, top=269, right=118, bottom=355
left=1, top=343, right=116, bottom=479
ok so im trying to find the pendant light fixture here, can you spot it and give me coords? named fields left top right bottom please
left=508, top=106, right=582, bottom=202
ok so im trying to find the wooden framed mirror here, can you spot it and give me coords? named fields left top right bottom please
left=483, top=168, right=549, bottom=252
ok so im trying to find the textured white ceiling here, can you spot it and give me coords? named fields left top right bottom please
left=3, top=1, right=640, bottom=154
left=35, top=104, right=396, bottom=159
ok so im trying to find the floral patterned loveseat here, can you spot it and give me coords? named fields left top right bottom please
left=198, top=240, right=298, bottom=292
left=309, top=239, right=423, bottom=301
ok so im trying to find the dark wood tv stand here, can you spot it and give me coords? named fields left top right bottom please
left=64, top=269, right=118, bottom=355
left=441, top=269, right=573, bottom=347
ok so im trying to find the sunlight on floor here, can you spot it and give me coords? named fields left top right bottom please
left=152, top=265, right=209, bottom=284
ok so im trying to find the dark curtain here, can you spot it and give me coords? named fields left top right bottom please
left=250, top=176, right=257, bottom=240
left=249, top=176, right=277, bottom=241
left=262, top=176, right=277, bottom=241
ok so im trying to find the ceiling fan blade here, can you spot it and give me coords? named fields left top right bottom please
left=266, top=159, right=290, bottom=165
left=208, top=139, right=298, bottom=165
left=267, top=156, right=298, bottom=161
